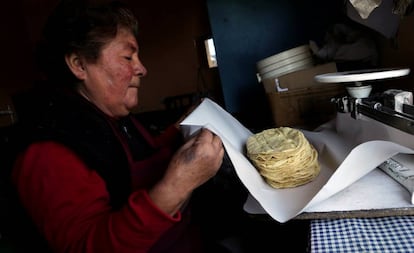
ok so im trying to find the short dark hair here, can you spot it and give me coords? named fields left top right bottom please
left=36, top=0, right=139, bottom=87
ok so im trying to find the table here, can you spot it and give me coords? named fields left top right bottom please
left=309, top=216, right=414, bottom=253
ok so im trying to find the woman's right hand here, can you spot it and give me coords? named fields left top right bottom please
left=148, top=128, right=224, bottom=215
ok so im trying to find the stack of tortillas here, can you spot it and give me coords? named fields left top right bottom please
left=246, top=127, right=320, bottom=189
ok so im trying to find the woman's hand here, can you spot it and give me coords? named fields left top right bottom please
left=148, top=128, right=224, bottom=215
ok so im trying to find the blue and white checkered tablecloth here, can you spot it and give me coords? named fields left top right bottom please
left=310, top=216, right=414, bottom=253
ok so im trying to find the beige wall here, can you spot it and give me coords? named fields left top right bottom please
left=128, top=0, right=222, bottom=113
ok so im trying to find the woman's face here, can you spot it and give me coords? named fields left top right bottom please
left=76, top=28, right=147, bottom=118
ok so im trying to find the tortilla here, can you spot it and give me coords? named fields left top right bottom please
left=246, top=127, right=320, bottom=188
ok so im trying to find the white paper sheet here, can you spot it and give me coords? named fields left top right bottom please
left=180, top=98, right=414, bottom=223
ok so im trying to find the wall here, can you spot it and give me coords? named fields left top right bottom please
left=377, top=14, right=414, bottom=91
left=206, top=0, right=346, bottom=129
left=0, top=1, right=51, bottom=126
left=129, top=0, right=223, bottom=113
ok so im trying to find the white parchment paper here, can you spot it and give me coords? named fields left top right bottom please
left=180, top=98, right=414, bottom=223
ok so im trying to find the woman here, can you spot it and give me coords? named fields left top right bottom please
left=9, top=1, right=227, bottom=252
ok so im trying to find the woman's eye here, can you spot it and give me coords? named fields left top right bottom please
left=124, top=56, right=132, bottom=61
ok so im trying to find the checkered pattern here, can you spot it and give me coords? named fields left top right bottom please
left=310, top=216, right=414, bottom=253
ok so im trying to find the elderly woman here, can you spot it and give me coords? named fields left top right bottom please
left=8, top=1, right=228, bottom=252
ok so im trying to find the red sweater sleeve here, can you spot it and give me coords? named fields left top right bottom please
left=11, top=141, right=180, bottom=253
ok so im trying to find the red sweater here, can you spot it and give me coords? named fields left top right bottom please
left=11, top=125, right=203, bottom=253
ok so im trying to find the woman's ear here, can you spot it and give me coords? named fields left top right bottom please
left=65, top=53, right=86, bottom=80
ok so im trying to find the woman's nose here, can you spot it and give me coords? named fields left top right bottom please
left=134, top=58, right=147, bottom=77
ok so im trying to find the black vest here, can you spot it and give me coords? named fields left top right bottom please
left=2, top=88, right=134, bottom=252
left=22, top=88, right=133, bottom=207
